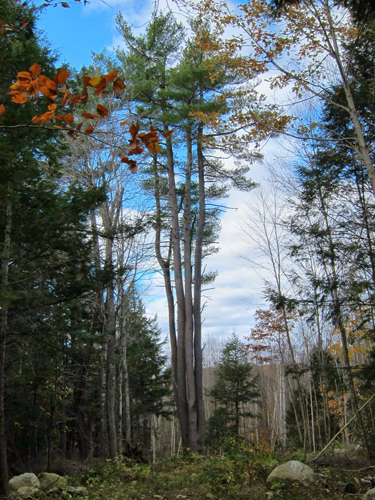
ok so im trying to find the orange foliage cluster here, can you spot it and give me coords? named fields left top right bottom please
left=1, top=62, right=172, bottom=172
left=7, top=63, right=122, bottom=135
left=121, top=121, right=173, bottom=173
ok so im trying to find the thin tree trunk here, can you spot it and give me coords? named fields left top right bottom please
left=165, top=135, right=189, bottom=446
left=322, top=0, right=375, bottom=198
left=100, top=339, right=108, bottom=456
left=317, top=182, right=371, bottom=462
left=153, top=153, right=184, bottom=442
left=184, top=127, right=199, bottom=450
left=194, top=124, right=206, bottom=447
left=0, top=197, right=11, bottom=498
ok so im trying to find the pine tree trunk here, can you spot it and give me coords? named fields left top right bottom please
left=194, top=126, right=206, bottom=447
left=184, top=128, right=199, bottom=450
left=165, top=136, right=189, bottom=447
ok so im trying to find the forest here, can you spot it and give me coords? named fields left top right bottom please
left=1, top=0, right=375, bottom=499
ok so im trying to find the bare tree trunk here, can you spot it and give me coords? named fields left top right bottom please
left=100, top=340, right=108, bottom=456
left=106, top=274, right=117, bottom=459
left=322, top=0, right=375, bottom=198
left=184, top=127, right=199, bottom=449
left=165, top=135, right=189, bottom=446
left=194, top=125, right=206, bottom=447
left=0, top=197, right=11, bottom=498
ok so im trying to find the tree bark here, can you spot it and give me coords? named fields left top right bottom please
left=165, top=135, right=189, bottom=446
left=0, top=196, right=11, bottom=498
left=194, top=125, right=207, bottom=447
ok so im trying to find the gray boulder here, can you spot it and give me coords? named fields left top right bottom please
left=13, top=486, right=39, bottom=498
left=38, top=472, right=68, bottom=490
left=66, top=486, right=88, bottom=496
left=364, top=488, right=375, bottom=500
left=266, top=460, right=318, bottom=487
left=9, top=473, right=40, bottom=493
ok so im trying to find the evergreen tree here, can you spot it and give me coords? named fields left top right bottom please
left=0, top=1, right=106, bottom=489
left=116, top=12, right=256, bottom=451
left=206, top=334, right=259, bottom=447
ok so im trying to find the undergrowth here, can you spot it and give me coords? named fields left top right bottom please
left=68, top=441, right=368, bottom=500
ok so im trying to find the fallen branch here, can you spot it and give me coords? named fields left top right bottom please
left=311, top=393, right=375, bottom=463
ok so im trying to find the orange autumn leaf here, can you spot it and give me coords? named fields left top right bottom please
left=76, top=122, right=83, bottom=131
left=48, top=103, right=57, bottom=111
left=61, top=90, right=71, bottom=106
left=56, top=114, right=74, bottom=124
left=71, top=94, right=82, bottom=106
left=120, top=121, right=127, bottom=126
left=61, top=2, right=69, bottom=7
left=147, top=142, right=162, bottom=155
left=82, top=112, right=97, bottom=119
left=29, top=63, right=41, bottom=78
left=105, top=70, right=118, bottom=83
left=96, top=104, right=108, bottom=117
left=85, top=126, right=94, bottom=134
left=120, top=156, right=137, bottom=173
left=163, top=129, right=174, bottom=138
left=82, top=76, right=91, bottom=87
left=129, top=120, right=140, bottom=139
left=11, top=93, right=28, bottom=104
left=54, top=69, right=70, bottom=84
left=39, top=86, right=57, bottom=98
left=63, top=114, right=74, bottom=124
left=9, top=81, right=22, bottom=90
left=32, top=110, right=55, bottom=124
left=81, top=112, right=102, bottom=119
left=94, top=81, right=107, bottom=96
left=39, top=75, right=57, bottom=92
left=17, top=71, right=32, bottom=81
left=0, top=104, right=5, bottom=115
left=113, top=77, right=126, bottom=93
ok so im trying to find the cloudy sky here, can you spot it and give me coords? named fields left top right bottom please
left=36, top=0, right=277, bottom=342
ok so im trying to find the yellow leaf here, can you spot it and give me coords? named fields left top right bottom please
left=89, top=77, right=102, bottom=87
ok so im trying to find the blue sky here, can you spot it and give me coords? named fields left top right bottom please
left=37, top=1, right=125, bottom=69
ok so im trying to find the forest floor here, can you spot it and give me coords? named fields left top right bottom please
left=55, top=444, right=375, bottom=500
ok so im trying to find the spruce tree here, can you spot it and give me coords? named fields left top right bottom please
left=206, top=334, right=259, bottom=447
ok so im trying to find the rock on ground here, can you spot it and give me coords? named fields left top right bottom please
left=364, top=487, right=375, bottom=500
left=9, top=473, right=40, bottom=493
left=39, top=472, right=68, bottom=490
left=266, top=460, right=318, bottom=487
